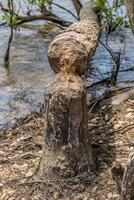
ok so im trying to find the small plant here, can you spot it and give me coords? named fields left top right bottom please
left=95, top=0, right=128, bottom=33
left=27, top=0, right=52, bottom=12
left=2, top=12, right=21, bottom=28
left=2, top=0, right=53, bottom=28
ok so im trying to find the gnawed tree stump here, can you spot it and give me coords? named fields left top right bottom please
left=112, top=153, right=134, bottom=200
left=41, top=0, right=100, bottom=176
left=43, top=73, right=93, bottom=176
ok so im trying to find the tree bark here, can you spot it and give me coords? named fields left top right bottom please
left=43, top=73, right=93, bottom=176
left=42, top=0, right=100, bottom=176
left=124, top=0, right=134, bottom=34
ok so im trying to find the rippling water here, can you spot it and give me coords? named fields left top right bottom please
left=0, top=0, right=134, bottom=134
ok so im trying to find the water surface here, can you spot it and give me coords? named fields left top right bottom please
left=0, top=0, right=134, bottom=134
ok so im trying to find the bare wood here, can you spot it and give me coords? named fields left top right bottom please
left=48, top=0, right=100, bottom=76
left=42, top=0, right=100, bottom=175
left=80, top=0, right=98, bottom=22
left=124, top=0, right=134, bottom=34
left=111, top=88, right=134, bottom=105
left=44, top=73, right=93, bottom=174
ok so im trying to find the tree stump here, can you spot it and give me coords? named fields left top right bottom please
left=41, top=0, right=100, bottom=176
left=42, top=73, right=93, bottom=176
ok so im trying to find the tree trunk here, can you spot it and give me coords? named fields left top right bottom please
left=48, top=1, right=100, bottom=76
left=42, top=0, right=100, bottom=176
left=124, top=0, right=134, bottom=34
left=43, top=73, right=93, bottom=176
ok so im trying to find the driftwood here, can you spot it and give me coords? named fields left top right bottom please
left=112, top=153, right=134, bottom=200
left=111, top=88, right=134, bottom=105
left=42, top=0, right=100, bottom=175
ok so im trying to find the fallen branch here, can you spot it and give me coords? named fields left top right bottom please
left=18, top=13, right=71, bottom=27
left=0, top=2, right=71, bottom=27
left=111, top=88, right=134, bottom=105
left=52, top=2, right=78, bottom=20
left=112, top=153, right=134, bottom=200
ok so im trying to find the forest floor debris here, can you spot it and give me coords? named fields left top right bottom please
left=0, top=90, right=134, bottom=200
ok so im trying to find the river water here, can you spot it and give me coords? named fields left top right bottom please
left=0, top=0, right=134, bottom=134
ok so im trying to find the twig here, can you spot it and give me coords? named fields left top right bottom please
left=99, top=39, right=118, bottom=65
left=99, top=36, right=126, bottom=86
left=0, top=1, right=71, bottom=27
left=0, top=2, right=9, bottom=12
left=0, top=22, right=6, bottom=26
left=52, top=2, right=78, bottom=20
left=70, top=0, right=82, bottom=17
left=87, top=77, right=110, bottom=89
left=108, top=123, right=134, bottom=135
left=18, top=14, right=71, bottom=26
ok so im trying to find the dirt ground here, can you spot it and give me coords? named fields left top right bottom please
left=0, top=89, right=134, bottom=200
